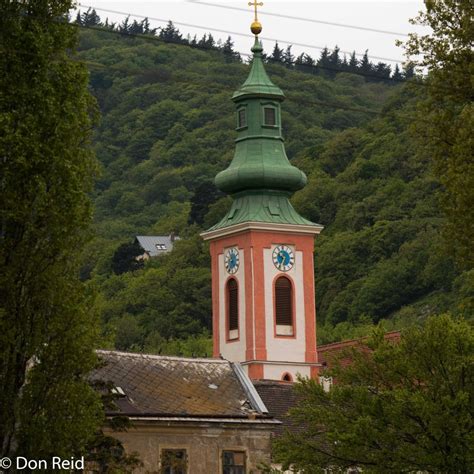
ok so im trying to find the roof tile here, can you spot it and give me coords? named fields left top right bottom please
left=92, top=351, right=257, bottom=417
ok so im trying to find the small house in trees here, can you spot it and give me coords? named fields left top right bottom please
left=135, top=234, right=179, bottom=260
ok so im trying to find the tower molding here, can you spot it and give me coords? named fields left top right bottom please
left=201, top=221, right=323, bottom=241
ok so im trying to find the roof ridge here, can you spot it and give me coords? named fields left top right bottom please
left=135, top=235, right=174, bottom=238
left=318, top=330, right=401, bottom=351
left=96, top=349, right=228, bottom=364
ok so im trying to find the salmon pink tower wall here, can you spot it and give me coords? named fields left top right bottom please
left=206, top=227, right=321, bottom=380
left=201, top=36, right=323, bottom=381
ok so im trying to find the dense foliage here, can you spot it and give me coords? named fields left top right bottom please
left=272, top=315, right=474, bottom=473
left=400, top=0, right=474, bottom=268
left=74, top=14, right=471, bottom=353
left=0, top=0, right=102, bottom=458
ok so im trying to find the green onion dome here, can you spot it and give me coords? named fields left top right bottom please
left=215, top=38, right=307, bottom=195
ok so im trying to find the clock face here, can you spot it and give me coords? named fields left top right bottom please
left=272, top=245, right=294, bottom=272
left=224, top=248, right=240, bottom=274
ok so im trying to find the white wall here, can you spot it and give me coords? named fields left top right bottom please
left=263, top=246, right=306, bottom=363
left=263, top=364, right=311, bottom=381
left=218, top=249, right=246, bottom=362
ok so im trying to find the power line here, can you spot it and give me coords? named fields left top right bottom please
left=1, top=39, right=385, bottom=117
left=79, top=50, right=383, bottom=116
left=7, top=11, right=417, bottom=86
left=186, top=0, right=409, bottom=37
left=78, top=4, right=406, bottom=64
left=74, top=15, right=416, bottom=86
left=73, top=19, right=414, bottom=86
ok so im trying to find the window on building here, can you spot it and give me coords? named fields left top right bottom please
left=155, top=243, right=167, bottom=250
left=222, top=451, right=246, bottom=474
left=281, top=373, right=293, bottom=382
left=263, top=107, right=276, bottom=126
left=237, top=108, right=246, bottom=128
left=275, top=276, right=293, bottom=335
left=227, top=278, right=239, bottom=339
left=161, top=449, right=187, bottom=474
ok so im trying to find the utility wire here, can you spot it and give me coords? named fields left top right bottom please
left=86, top=65, right=384, bottom=116
left=186, top=0, right=410, bottom=37
left=78, top=4, right=406, bottom=64
left=5, top=12, right=420, bottom=88
left=72, top=19, right=415, bottom=86
left=86, top=57, right=386, bottom=116
left=1, top=38, right=385, bottom=117
left=72, top=7, right=416, bottom=86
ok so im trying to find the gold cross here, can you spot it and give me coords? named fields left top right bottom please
left=248, top=0, right=263, bottom=21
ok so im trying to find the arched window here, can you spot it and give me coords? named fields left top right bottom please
left=227, top=278, right=239, bottom=339
left=275, top=276, right=294, bottom=336
left=281, top=372, right=293, bottom=382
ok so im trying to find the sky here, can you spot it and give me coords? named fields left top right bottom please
left=75, top=0, right=429, bottom=67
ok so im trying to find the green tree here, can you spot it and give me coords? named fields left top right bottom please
left=400, top=0, right=474, bottom=268
left=283, top=45, right=295, bottom=68
left=270, top=42, right=284, bottom=62
left=222, top=36, right=240, bottom=63
left=188, top=181, right=222, bottom=226
left=273, top=315, right=474, bottom=472
left=0, top=0, right=101, bottom=458
left=111, top=240, right=144, bottom=275
left=359, top=49, right=373, bottom=75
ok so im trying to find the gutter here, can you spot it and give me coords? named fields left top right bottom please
left=231, top=362, right=269, bottom=415
left=111, top=416, right=280, bottom=425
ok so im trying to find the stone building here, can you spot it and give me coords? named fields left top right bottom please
left=92, top=351, right=279, bottom=473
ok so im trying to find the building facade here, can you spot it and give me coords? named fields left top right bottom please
left=92, top=351, right=279, bottom=473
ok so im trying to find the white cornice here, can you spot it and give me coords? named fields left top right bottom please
left=240, top=360, right=322, bottom=367
left=116, top=417, right=280, bottom=425
left=201, top=221, right=324, bottom=241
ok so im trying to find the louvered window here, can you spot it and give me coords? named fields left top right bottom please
left=275, top=277, right=293, bottom=334
left=227, top=279, right=239, bottom=334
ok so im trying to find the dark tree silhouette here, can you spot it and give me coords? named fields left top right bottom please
left=270, top=42, right=284, bottom=63
left=189, top=182, right=223, bottom=226
left=112, top=240, right=145, bottom=275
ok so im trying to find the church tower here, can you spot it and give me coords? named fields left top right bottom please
left=201, top=14, right=323, bottom=381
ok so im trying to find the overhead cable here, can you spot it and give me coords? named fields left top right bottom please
left=186, top=0, right=409, bottom=37
left=78, top=4, right=406, bottom=64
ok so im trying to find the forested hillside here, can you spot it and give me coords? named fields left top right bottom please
left=77, top=21, right=471, bottom=353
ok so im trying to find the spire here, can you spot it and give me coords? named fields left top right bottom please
left=232, top=38, right=284, bottom=100
left=206, top=26, right=320, bottom=232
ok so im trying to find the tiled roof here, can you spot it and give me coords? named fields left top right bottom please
left=318, top=331, right=401, bottom=369
left=253, top=380, right=301, bottom=436
left=92, top=351, right=265, bottom=418
left=135, top=235, right=179, bottom=257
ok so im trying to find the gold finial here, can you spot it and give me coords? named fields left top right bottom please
left=248, top=0, right=263, bottom=35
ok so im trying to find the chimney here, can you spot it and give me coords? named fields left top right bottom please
left=170, top=232, right=175, bottom=243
